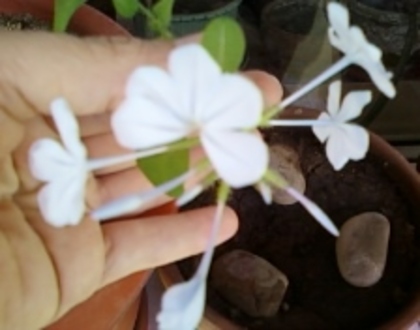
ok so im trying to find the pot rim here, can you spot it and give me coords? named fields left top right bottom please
left=0, top=0, right=129, bottom=36
left=158, top=107, right=420, bottom=330
left=171, top=0, right=242, bottom=22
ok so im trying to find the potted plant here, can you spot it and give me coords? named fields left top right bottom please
left=22, top=1, right=416, bottom=329
left=158, top=106, right=420, bottom=329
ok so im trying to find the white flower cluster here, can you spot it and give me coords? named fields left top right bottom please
left=28, top=3, right=395, bottom=330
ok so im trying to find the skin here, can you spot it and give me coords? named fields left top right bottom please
left=0, top=32, right=282, bottom=329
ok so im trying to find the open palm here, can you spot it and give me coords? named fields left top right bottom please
left=0, top=32, right=281, bottom=329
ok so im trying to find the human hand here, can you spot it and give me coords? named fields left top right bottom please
left=0, top=32, right=282, bottom=329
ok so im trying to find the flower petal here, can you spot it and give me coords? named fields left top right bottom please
left=38, top=173, right=86, bottom=227
left=112, top=97, right=189, bottom=149
left=338, top=90, right=372, bottom=122
left=339, top=124, right=370, bottom=161
left=325, top=129, right=351, bottom=171
left=50, top=98, right=86, bottom=159
left=324, top=124, right=369, bottom=171
left=327, top=81, right=342, bottom=117
left=350, top=26, right=382, bottom=62
left=286, top=187, right=339, bottom=236
left=157, top=276, right=206, bottom=330
left=328, top=28, right=347, bottom=54
left=356, top=57, right=396, bottom=98
left=201, top=130, right=268, bottom=188
left=201, top=74, right=264, bottom=130
left=327, top=2, right=350, bottom=37
left=169, top=44, right=222, bottom=119
left=125, top=67, right=188, bottom=121
left=312, top=112, right=334, bottom=143
left=29, top=139, right=76, bottom=182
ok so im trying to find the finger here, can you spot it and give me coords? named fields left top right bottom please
left=79, top=113, right=112, bottom=137
left=43, top=113, right=111, bottom=139
left=0, top=32, right=175, bottom=120
left=0, top=199, right=58, bottom=329
left=100, top=206, right=238, bottom=286
left=83, top=132, right=134, bottom=175
left=95, top=167, right=165, bottom=207
left=24, top=208, right=105, bottom=320
left=0, top=109, right=24, bottom=156
left=244, top=70, right=283, bottom=107
left=12, top=116, right=57, bottom=191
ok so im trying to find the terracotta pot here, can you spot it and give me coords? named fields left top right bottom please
left=158, top=108, right=420, bottom=330
left=0, top=0, right=129, bottom=36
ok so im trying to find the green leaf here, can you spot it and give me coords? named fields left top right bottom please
left=113, top=0, right=140, bottom=18
left=137, top=148, right=188, bottom=198
left=151, top=0, right=174, bottom=30
left=201, top=17, right=246, bottom=72
left=53, top=0, right=86, bottom=32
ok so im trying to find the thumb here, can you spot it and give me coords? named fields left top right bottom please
left=100, top=205, right=238, bottom=286
left=0, top=31, right=175, bottom=120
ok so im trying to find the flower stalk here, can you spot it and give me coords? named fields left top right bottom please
left=86, top=138, right=199, bottom=171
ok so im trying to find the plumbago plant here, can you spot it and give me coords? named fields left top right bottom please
left=33, top=1, right=397, bottom=329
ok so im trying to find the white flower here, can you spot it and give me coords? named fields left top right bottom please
left=157, top=272, right=206, bottom=330
left=313, top=81, right=371, bottom=171
left=157, top=200, right=226, bottom=330
left=327, top=2, right=395, bottom=98
left=29, top=98, right=88, bottom=227
left=112, top=44, right=268, bottom=188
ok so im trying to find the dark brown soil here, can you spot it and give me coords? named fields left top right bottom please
left=180, top=127, right=420, bottom=330
left=0, top=13, right=49, bottom=31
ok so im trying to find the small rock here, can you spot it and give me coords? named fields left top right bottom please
left=210, top=249, right=288, bottom=317
left=336, top=212, right=390, bottom=287
left=268, top=144, right=305, bottom=205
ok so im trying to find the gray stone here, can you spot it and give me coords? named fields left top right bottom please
left=269, top=144, right=305, bottom=205
left=210, top=249, right=289, bottom=317
left=336, top=212, right=390, bottom=287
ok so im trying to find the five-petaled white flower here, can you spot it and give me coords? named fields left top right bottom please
left=327, top=2, right=396, bottom=98
left=112, top=44, right=268, bottom=188
left=313, top=81, right=371, bottom=171
left=29, top=98, right=88, bottom=227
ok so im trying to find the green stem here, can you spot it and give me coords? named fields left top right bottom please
left=197, top=183, right=230, bottom=277
left=137, top=2, right=173, bottom=39
left=264, top=169, right=288, bottom=189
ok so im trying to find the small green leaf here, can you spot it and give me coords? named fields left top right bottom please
left=53, top=0, right=86, bottom=32
left=201, top=17, right=246, bottom=72
left=113, top=0, right=140, bottom=18
left=151, top=0, right=174, bottom=30
left=137, top=148, right=188, bottom=198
